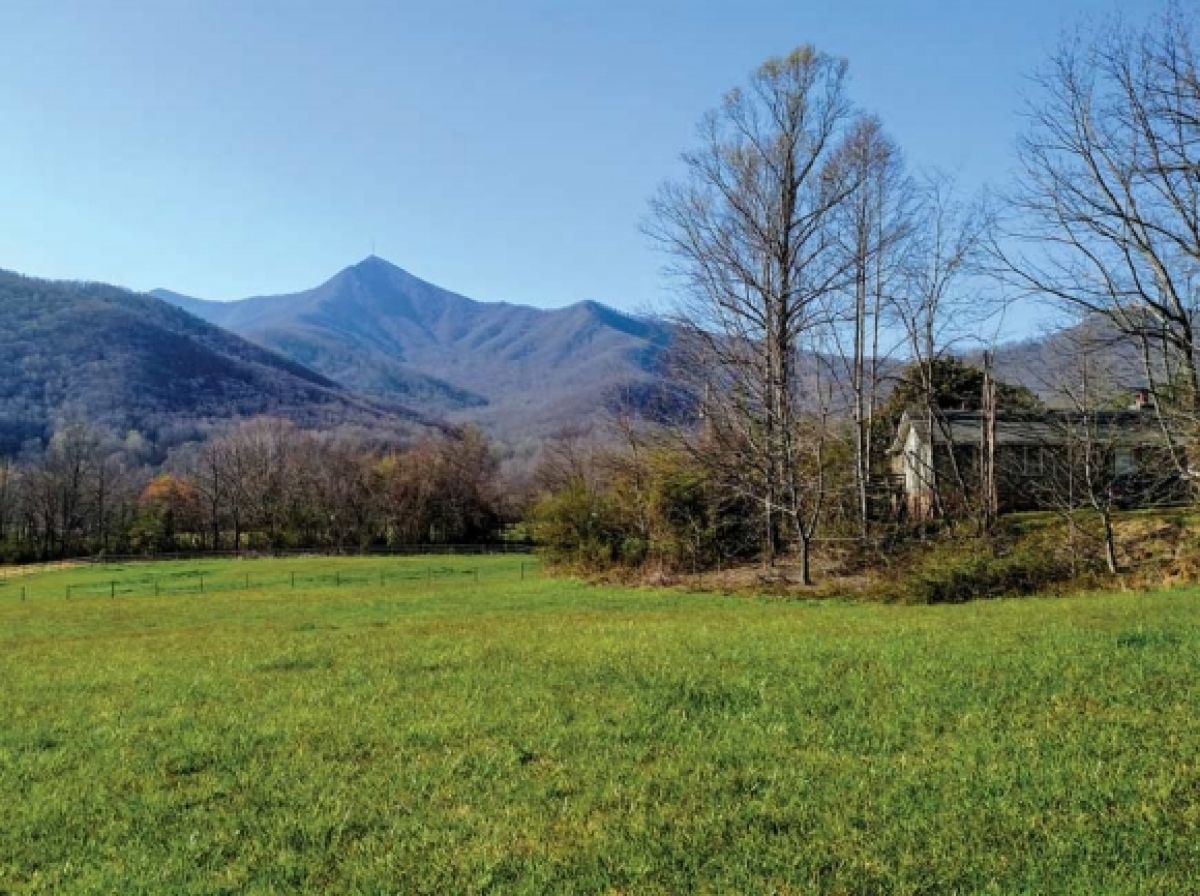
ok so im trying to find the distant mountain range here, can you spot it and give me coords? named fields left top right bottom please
left=153, top=257, right=673, bottom=445
left=0, top=269, right=429, bottom=454
left=4, top=253, right=1118, bottom=460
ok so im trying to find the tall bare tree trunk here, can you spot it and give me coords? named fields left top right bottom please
left=647, top=46, right=860, bottom=578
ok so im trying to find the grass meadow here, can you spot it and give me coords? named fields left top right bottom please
left=1, top=556, right=1198, bottom=894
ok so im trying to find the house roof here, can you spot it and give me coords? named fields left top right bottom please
left=889, top=409, right=1172, bottom=454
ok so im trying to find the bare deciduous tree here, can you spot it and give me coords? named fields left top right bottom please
left=647, top=46, right=859, bottom=583
left=826, top=116, right=914, bottom=539
left=1023, top=327, right=1126, bottom=574
left=192, top=439, right=230, bottom=550
left=891, top=174, right=994, bottom=525
left=0, top=458, right=16, bottom=548
left=1002, top=4, right=1200, bottom=476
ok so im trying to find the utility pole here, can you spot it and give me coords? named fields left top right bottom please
left=981, top=351, right=998, bottom=528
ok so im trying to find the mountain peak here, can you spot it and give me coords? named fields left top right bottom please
left=153, top=260, right=675, bottom=440
left=335, top=255, right=425, bottom=293
left=346, top=255, right=415, bottom=281
left=354, top=254, right=397, bottom=271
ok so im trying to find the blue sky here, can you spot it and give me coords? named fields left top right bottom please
left=0, top=0, right=1164, bottom=330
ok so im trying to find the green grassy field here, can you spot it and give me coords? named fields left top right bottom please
left=2, top=556, right=1198, bottom=894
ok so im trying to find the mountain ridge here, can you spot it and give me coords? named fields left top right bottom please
left=153, top=257, right=674, bottom=442
left=0, top=268, right=433, bottom=454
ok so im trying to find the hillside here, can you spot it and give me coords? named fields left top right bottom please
left=990, top=315, right=1149, bottom=403
left=153, top=257, right=674, bottom=443
left=0, top=270, right=429, bottom=453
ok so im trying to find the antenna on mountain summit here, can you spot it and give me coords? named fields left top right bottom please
left=370, top=239, right=375, bottom=257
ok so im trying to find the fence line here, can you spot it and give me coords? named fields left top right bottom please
left=88, top=543, right=534, bottom=564
left=3, top=556, right=542, bottom=603
left=0, top=543, right=534, bottom=577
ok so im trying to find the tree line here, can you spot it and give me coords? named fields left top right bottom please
left=0, top=417, right=508, bottom=562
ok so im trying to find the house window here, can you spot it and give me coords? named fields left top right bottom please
left=1022, top=447, right=1045, bottom=475
left=1114, top=449, right=1137, bottom=476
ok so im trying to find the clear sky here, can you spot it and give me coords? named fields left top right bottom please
left=0, top=0, right=1165, bottom=326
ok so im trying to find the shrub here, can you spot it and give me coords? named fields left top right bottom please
left=900, top=542, right=1079, bottom=604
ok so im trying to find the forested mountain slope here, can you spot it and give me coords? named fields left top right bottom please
left=0, top=270, right=428, bottom=453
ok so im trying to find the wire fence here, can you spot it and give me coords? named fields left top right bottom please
left=0, top=556, right=541, bottom=603
left=0, top=542, right=534, bottom=578
left=88, top=543, right=535, bottom=564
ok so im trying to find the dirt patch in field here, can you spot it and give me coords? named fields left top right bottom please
left=0, top=561, right=86, bottom=580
